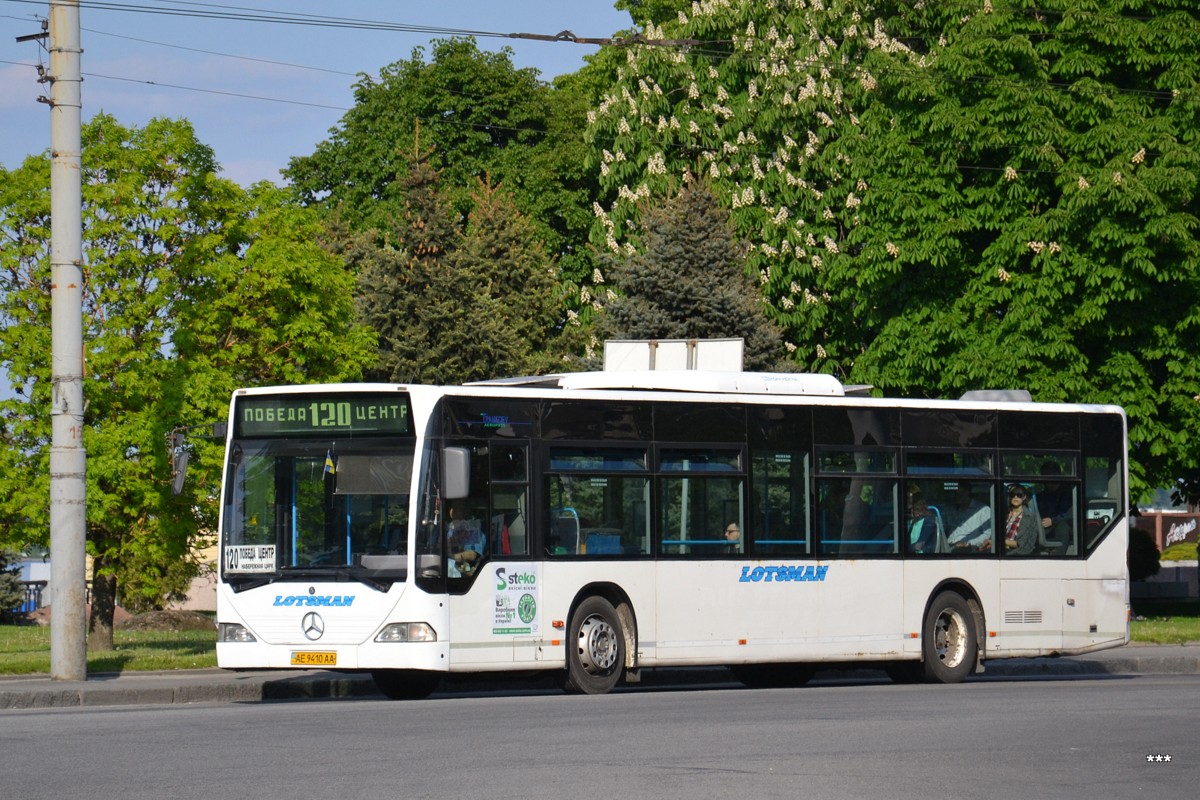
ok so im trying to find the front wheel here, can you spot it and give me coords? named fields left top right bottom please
left=922, top=592, right=978, bottom=684
left=563, top=596, right=626, bottom=695
left=371, top=669, right=441, bottom=700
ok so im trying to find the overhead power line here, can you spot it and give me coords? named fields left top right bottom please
left=2, top=0, right=692, bottom=47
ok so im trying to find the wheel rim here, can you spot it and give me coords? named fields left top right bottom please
left=933, top=607, right=967, bottom=668
left=576, top=613, right=619, bottom=675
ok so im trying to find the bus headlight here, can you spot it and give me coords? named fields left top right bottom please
left=218, top=623, right=257, bottom=643
left=375, top=622, right=437, bottom=643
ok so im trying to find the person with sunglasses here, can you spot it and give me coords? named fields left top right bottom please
left=1003, top=484, right=1039, bottom=556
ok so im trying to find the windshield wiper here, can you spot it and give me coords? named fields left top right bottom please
left=280, top=566, right=392, bottom=593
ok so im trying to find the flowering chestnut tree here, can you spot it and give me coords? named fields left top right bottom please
left=586, top=0, right=1200, bottom=498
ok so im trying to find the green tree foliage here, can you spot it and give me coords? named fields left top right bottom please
left=851, top=0, right=1200, bottom=498
left=346, top=160, right=564, bottom=383
left=0, top=549, right=22, bottom=622
left=286, top=37, right=601, bottom=288
left=586, top=0, right=1200, bottom=499
left=0, top=115, right=372, bottom=643
left=597, top=181, right=790, bottom=371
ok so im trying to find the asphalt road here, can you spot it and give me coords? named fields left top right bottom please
left=3, top=673, right=1198, bottom=800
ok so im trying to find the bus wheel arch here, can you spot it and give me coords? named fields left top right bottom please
left=921, top=581, right=984, bottom=684
left=563, top=584, right=637, bottom=694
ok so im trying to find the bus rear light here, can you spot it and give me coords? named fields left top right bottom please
left=218, top=623, right=257, bottom=643
left=375, top=622, right=437, bottom=643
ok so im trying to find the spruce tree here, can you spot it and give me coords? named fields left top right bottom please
left=349, top=163, right=564, bottom=383
left=598, top=182, right=789, bottom=372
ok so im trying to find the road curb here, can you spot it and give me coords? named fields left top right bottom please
left=2, top=649, right=1197, bottom=709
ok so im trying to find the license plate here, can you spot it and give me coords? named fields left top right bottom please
left=291, top=651, right=336, bottom=666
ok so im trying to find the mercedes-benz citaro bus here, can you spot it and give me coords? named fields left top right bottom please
left=215, top=371, right=1129, bottom=698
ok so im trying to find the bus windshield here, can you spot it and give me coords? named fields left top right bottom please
left=221, top=393, right=415, bottom=583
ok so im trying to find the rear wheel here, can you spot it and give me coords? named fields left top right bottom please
left=732, top=663, right=814, bottom=689
left=564, top=596, right=626, bottom=695
left=922, top=592, right=977, bottom=684
left=371, top=669, right=441, bottom=700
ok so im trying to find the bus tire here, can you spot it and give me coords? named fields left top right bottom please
left=564, top=596, right=625, bottom=695
left=921, top=591, right=977, bottom=684
left=371, top=669, right=441, bottom=700
left=732, top=664, right=814, bottom=689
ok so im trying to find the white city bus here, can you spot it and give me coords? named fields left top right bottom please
left=215, top=372, right=1129, bottom=697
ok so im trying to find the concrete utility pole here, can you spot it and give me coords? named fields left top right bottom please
left=47, top=0, right=87, bottom=681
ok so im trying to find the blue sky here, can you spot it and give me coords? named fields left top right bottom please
left=1, top=1, right=633, bottom=185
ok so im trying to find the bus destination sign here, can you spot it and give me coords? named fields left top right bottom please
left=236, top=394, right=411, bottom=437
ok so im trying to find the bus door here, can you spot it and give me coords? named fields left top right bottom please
left=443, top=440, right=539, bottom=666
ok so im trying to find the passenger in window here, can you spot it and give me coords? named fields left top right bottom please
left=447, top=500, right=485, bottom=576
left=724, top=522, right=742, bottom=553
left=1037, top=462, right=1072, bottom=548
left=946, top=484, right=993, bottom=552
left=822, top=481, right=850, bottom=536
left=1003, top=484, right=1039, bottom=555
left=907, top=492, right=938, bottom=554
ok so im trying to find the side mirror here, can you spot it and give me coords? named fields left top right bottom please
left=443, top=446, right=470, bottom=500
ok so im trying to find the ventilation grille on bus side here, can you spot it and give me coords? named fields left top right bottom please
left=1004, top=610, right=1043, bottom=624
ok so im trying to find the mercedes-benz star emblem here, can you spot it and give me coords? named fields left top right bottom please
left=301, top=611, right=325, bottom=641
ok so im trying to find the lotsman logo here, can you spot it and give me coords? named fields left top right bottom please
left=738, top=565, right=829, bottom=583
left=273, top=595, right=356, bottom=607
